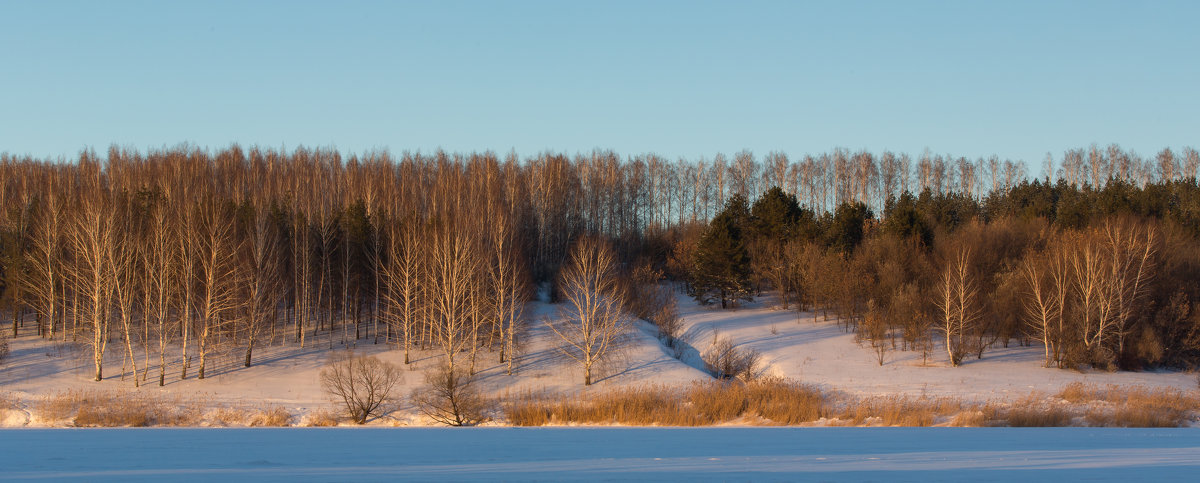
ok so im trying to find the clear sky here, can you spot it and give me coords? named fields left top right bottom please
left=2, top=0, right=1197, bottom=166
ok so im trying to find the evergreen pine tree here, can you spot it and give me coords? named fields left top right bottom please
left=693, top=195, right=753, bottom=308
left=750, top=186, right=802, bottom=244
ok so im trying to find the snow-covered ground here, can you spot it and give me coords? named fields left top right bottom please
left=673, top=292, right=1197, bottom=401
left=0, top=290, right=1196, bottom=426
left=2, top=427, right=1199, bottom=481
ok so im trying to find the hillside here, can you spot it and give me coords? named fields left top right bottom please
left=2, top=290, right=1195, bottom=427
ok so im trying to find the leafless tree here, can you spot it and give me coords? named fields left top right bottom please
left=68, top=194, right=113, bottom=381
left=22, top=172, right=65, bottom=340
left=548, top=237, right=630, bottom=385
left=192, top=196, right=241, bottom=379
left=1156, top=148, right=1178, bottom=183
left=241, top=206, right=283, bottom=367
left=934, top=247, right=979, bottom=366
left=1020, top=245, right=1061, bottom=367
left=427, top=227, right=479, bottom=375
left=412, top=364, right=489, bottom=426
left=319, top=350, right=403, bottom=424
left=1181, top=147, right=1199, bottom=181
left=1100, top=218, right=1157, bottom=356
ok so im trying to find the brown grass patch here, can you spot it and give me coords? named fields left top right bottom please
left=504, top=380, right=828, bottom=426
left=1057, top=384, right=1198, bottom=427
left=304, top=407, right=341, bottom=427
left=200, top=405, right=293, bottom=427
left=686, top=381, right=748, bottom=422
left=745, top=378, right=825, bottom=424
left=1004, top=405, right=1073, bottom=427
left=947, top=409, right=995, bottom=427
left=37, top=390, right=204, bottom=427
left=503, top=381, right=1197, bottom=428
left=833, top=395, right=971, bottom=427
left=1057, top=382, right=1101, bottom=403
left=249, top=406, right=293, bottom=427
left=551, top=386, right=700, bottom=426
left=210, top=407, right=250, bottom=426
left=504, top=386, right=701, bottom=426
left=0, top=392, right=18, bottom=411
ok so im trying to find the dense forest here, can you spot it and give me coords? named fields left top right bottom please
left=2, top=144, right=1200, bottom=387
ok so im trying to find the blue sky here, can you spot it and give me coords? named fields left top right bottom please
left=2, top=0, right=1197, bottom=166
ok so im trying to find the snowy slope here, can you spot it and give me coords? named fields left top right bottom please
left=674, top=291, right=1197, bottom=401
left=1, top=289, right=1197, bottom=426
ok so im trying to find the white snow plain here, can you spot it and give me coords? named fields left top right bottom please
left=2, top=427, right=1199, bottom=481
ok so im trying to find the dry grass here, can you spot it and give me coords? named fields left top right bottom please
left=37, top=390, right=204, bottom=427
left=1001, top=393, right=1074, bottom=427
left=1056, top=383, right=1198, bottom=427
left=504, top=380, right=940, bottom=427
left=34, top=390, right=297, bottom=428
left=504, top=386, right=699, bottom=426
left=1005, top=406, right=1074, bottom=427
left=0, top=392, right=18, bottom=411
left=744, top=378, right=825, bottom=424
left=947, top=409, right=994, bottom=427
left=506, top=386, right=701, bottom=426
left=686, top=381, right=748, bottom=422
left=834, top=395, right=971, bottom=427
left=29, top=381, right=1194, bottom=428
left=1057, top=382, right=1101, bottom=403
left=249, top=406, right=293, bottom=427
left=211, top=407, right=251, bottom=426
left=504, top=380, right=829, bottom=426
left=304, top=407, right=341, bottom=427
left=501, top=380, right=1194, bottom=428
left=207, top=405, right=292, bottom=427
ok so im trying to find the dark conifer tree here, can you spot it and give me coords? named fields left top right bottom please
left=825, top=201, right=872, bottom=255
left=693, top=195, right=753, bottom=308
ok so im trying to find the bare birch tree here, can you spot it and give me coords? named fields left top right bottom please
left=548, top=237, right=630, bottom=385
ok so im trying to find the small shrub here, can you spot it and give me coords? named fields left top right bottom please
left=651, top=297, right=684, bottom=343
left=703, top=333, right=761, bottom=381
left=622, top=262, right=683, bottom=342
left=319, top=351, right=403, bottom=424
left=413, top=365, right=490, bottom=426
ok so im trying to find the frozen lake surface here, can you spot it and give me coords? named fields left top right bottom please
left=2, top=427, right=1199, bottom=481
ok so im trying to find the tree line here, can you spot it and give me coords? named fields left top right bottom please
left=1, top=143, right=1198, bottom=385
left=676, top=173, right=1200, bottom=370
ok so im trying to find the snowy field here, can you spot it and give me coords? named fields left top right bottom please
left=1, top=291, right=1197, bottom=426
left=2, top=427, right=1199, bottom=481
